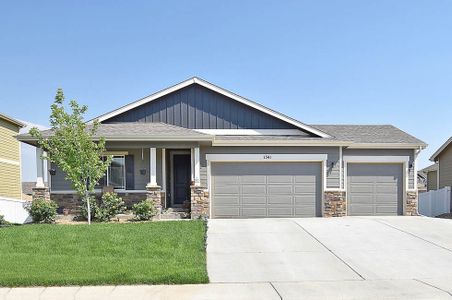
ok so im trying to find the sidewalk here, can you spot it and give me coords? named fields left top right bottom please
left=1, top=279, right=451, bottom=300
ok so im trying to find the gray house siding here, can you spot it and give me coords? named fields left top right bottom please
left=50, top=148, right=164, bottom=191
left=342, top=149, right=415, bottom=190
left=200, top=146, right=340, bottom=188
left=427, top=171, right=438, bottom=190
left=103, top=84, right=309, bottom=132
left=438, top=143, right=452, bottom=189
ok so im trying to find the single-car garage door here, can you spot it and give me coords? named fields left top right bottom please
left=211, top=162, right=322, bottom=218
left=347, top=163, right=403, bottom=216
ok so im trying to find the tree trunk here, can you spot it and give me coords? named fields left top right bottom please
left=85, top=179, right=91, bottom=225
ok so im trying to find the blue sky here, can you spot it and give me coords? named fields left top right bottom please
left=1, top=1, right=451, bottom=180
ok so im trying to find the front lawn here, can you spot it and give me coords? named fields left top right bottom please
left=0, top=221, right=208, bottom=286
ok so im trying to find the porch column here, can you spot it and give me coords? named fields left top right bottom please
left=35, top=147, right=45, bottom=188
left=194, top=146, right=200, bottom=186
left=148, top=147, right=157, bottom=187
left=33, top=147, right=50, bottom=201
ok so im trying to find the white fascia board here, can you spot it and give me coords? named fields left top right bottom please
left=348, top=143, right=427, bottom=149
left=343, top=155, right=410, bottom=163
left=206, top=153, right=328, bottom=162
left=194, top=129, right=307, bottom=136
left=211, top=139, right=352, bottom=147
left=89, top=77, right=331, bottom=138
left=429, top=137, right=452, bottom=161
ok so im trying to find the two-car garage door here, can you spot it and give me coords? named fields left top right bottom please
left=211, top=162, right=322, bottom=218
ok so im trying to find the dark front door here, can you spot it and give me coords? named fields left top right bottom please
left=173, top=154, right=191, bottom=205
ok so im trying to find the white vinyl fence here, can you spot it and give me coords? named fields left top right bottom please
left=0, top=197, right=32, bottom=224
left=418, top=187, right=451, bottom=217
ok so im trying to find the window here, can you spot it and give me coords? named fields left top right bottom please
left=108, top=156, right=125, bottom=189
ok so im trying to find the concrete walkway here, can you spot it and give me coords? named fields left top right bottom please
left=3, top=216, right=452, bottom=299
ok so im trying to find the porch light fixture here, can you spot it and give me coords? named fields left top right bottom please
left=49, top=168, right=56, bottom=176
left=140, top=169, right=147, bottom=175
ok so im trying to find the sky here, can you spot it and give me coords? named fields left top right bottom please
left=1, top=0, right=451, bottom=181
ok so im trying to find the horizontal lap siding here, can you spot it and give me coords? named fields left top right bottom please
left=439, top=144, right=452, bottom=189
left=0, top=162, right=22, bottom=199
left=200, top=146, right=340, bottom=189
left=0, top=119, right=21, bottom=162
left=427, top=171, right=438, bottom=190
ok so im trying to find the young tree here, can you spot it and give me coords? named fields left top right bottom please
left=30, top=89, right=111, bottom=224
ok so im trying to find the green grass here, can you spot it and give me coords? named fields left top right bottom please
left=0, top=221, right=208, bottom=286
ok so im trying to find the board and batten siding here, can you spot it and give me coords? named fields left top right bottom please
left=103, top=84, right=310, bottom=132
left=200, top=146, right=340, bottom=189
left=0, top=118, right=22, bottom=199
left=438, top=143, right=452, bottom=189
left=342, top=149, right=416, bottom=190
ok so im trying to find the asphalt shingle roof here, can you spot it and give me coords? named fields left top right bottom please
left=311, top=125, right=426, bottom=145
left=18, top=122, right=211, bottom=141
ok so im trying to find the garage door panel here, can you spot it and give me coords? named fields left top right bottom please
left=214, top=207, right=240, bottom=217
left=349, top=184, right=374, bottom=193
left=214, top=196, right=240, bottom=205
left=241, top=207, right=267, bottom=217
left=267, top=185, right=293, bottom=195
left=215, top=185, right=240, bottom=195
left=267, top=175, right=293, bottom=184
left=268, top=207, right=293, bottom=216
left=268, top=195, right=293, bottom=204
left=347, top=163, right=402, bottom=216
left=214, top=176, right=239, bottom=185
left=242, top=185, right=266, bottom=195
left=240, top=175, right=266, bottom=184
left=294, top=195, right=316, bottom=205
left=294, top=184, right=316, bottom=194
left=242, top=197, right=266, bottom=205
left=212, top=162, right=321, bottom=218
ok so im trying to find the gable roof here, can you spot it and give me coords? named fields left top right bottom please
left=430, top=137, right=452, bottom=161
left=90, top=77, right=331, bottom=138
left=312, top=125, right=427, bottom=148
left=0, top=113, right=25, bottom=128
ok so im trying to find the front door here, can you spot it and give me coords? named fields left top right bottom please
left=173, top=154, right=191, bottom=206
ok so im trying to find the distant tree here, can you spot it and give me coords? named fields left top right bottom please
left=30, top=89, right=111, bottom=224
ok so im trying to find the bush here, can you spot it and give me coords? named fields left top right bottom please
left=79, top=196, right=99, bottom=222
left=0, top=214, right=10, bottom=226
left=132, top=200, right=157, bottom=221
left=95, top=192, right=125, bottom=222
left=27, top=199, right=58, bottom=224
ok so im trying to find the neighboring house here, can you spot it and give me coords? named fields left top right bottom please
left=427, top=137, right=452, bottom=190
left=420, top=163, right=439, bottom=191
left=18, top=77, right=426, bottom=218
left=416, top=171, right=427, bottom=193
left=0, top=113, right=25, bottom=199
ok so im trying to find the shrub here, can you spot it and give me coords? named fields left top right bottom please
left=0, top=214, right=10, bottom=226
left=95, top=192, right=125, bottom=222
left=27, top=199, right=58, bottom=224
left=79, top=196, right=99, bottom=222
left=132, top=200, right=157, bottom=221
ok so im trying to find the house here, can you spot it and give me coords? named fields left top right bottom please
left=0, top=113, right=25, bottom=199
left=420, top=163, right=439, bottom=191
left=18, top=77, right=426, bottom=218
left=425, top=137, right=452, bottom=190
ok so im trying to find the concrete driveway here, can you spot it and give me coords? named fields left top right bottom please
left=207, top=216, right=452, bottom=299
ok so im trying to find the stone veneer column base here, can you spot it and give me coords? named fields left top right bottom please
left=323, top=191, right=346, bottom=217
left=32, top=187, right=50, bottom=201
left=191, top=185, right=209, bottom=219
left=405, top=191, right=418, bottom=216
left=146, top=185, right=164, bottom=216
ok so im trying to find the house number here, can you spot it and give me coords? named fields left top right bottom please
left=263, top=154, right=272, bottom=160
